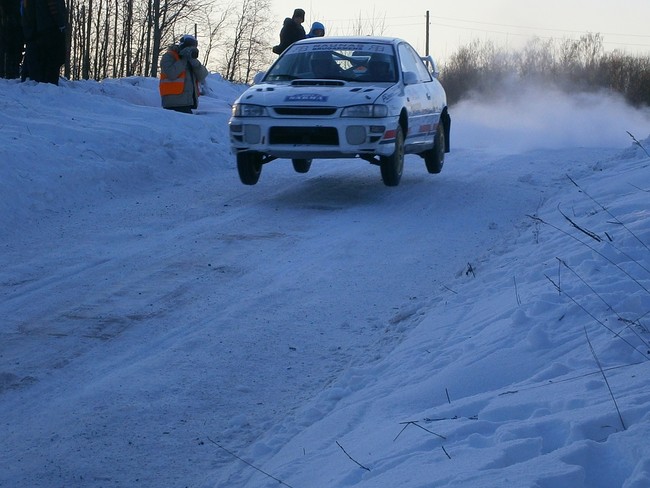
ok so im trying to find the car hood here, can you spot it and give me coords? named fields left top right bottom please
left=237, top=81, right=394, bottom=107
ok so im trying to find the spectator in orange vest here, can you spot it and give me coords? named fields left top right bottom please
left=159, top=34, right=208, bottom=114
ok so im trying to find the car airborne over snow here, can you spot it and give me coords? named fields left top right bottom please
left=229, top=36, right=451, bottom=186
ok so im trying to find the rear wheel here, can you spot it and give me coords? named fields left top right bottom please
left=292, top=158, right=312, bottom=173
left=237, top=151, right=263, bottom=185
left=424, top=123, right=445, bottom=174
left=380, top=125, right=404, bottom=187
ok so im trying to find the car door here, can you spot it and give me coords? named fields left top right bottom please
left=397, top=43, right=436, bottom=151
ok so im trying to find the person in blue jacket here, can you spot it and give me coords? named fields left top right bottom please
left=306, top=21, right=325, bottom=38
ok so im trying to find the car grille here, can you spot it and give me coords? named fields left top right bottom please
left=269, top=126, right=339, bottom=145
left=273, top=107, right=337, bottom=116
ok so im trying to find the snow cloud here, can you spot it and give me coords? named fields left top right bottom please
left=453, top=83, right=650, bottom=153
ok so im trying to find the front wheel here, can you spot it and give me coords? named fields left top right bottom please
left=292, top=158, right=312, bottom=173
left=237, top=151, right=263, bottom=185
left=380, top=125, right=404, bottom=187
left=424, top=123, right=445, bottom=174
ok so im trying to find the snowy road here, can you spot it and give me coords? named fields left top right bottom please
left=0, top=151, right=606, bottom=486
left=1, top=77, right=647, bottom=487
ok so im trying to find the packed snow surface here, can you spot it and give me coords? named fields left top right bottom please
left=1, top=75, right=650, bottom=487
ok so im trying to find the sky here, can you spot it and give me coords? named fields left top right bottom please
left=272, top=0, right=650, bottom=61
left=1, top=73, right=650, bottom=487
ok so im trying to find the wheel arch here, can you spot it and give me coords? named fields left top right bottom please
left=441, top=107, right=451, bottom=153
left=399, top=108, right=408, bottom=136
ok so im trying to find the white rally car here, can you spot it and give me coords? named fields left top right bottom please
left=229, top=36, right=451, bottom=186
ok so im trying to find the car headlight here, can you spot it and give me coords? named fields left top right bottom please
left=232, top=103, right=269, bottom=117
left=341, top=104, right=389, bottom=118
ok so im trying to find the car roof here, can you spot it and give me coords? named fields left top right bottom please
left=293, top=36, right=405, bottom=47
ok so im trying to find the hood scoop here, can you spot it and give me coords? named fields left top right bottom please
left=291, top=79, right=346, bottom=87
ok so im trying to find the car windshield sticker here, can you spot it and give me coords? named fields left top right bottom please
left=292, top=43, right=390, bottom=54
left=284, top=94, right=329, bottom=102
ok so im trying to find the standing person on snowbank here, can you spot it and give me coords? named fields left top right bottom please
left=21, top=0, right=67, bottom=85
left=0, top=0, right=24, bottom=79
left=272, top=8, right=305, bottom=55
left=159, top=34, right=208, bottom=114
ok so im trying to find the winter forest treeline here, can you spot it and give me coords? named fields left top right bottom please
left=63, top=0, right=274, bottom=83
left=441, top=33, right=650, bottom=107
left=4, top=1, right=650, bottom=107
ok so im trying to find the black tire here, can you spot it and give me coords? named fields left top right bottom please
left=380, top=125, right=404, bottom=187
left=424, top=123, right=445, bottom=174
left=292, top=158, right=312, bottom=173
left=237, top=151, right=263, bottom=185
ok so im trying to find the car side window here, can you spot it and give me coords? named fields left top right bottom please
left=398, top=43, right=432, bottom=83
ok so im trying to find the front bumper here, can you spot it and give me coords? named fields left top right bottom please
left=229, top=116, right=399, bottom=159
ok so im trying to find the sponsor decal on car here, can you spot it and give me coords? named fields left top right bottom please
left=284, top=94, right=329, bottom=102
left=292, top=43, right=391, bottom=54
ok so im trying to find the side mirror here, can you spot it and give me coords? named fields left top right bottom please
left=403, top=71, right=418, bottom=85
left=253, top=71, right=266, bottom=85
left=421, top=55, right=440, bottom=79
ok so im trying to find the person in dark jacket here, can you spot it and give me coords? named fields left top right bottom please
left=21, top=0, right=67, bottom=85
left=0, top=0, right=24, bottom=78
left=272, top=8, right=305, bottom=55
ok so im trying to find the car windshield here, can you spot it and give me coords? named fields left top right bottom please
left=265, top=42, right=398, bottom=83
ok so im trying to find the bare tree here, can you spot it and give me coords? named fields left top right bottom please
left=221, top=0, right=273, bottom=83
left=82, top=0, right=92, bottom=79
left=349, top=7, right=386, bottom=37
left=66, top=0, right=211, bottom=80
left=123, top=0, right=134, bottom=75
left=200, top=7, right=229, bottom=67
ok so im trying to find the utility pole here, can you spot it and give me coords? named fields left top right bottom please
left=425, top=10, right=430, bottom=56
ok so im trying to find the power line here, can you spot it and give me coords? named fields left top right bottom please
left=318, top=12, right=650, bottom=43
left=426, top=16, right=650, bottom=47
left=425, top=20, right=650, bottom=49
left=427, top=14, right=650, bottom=39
